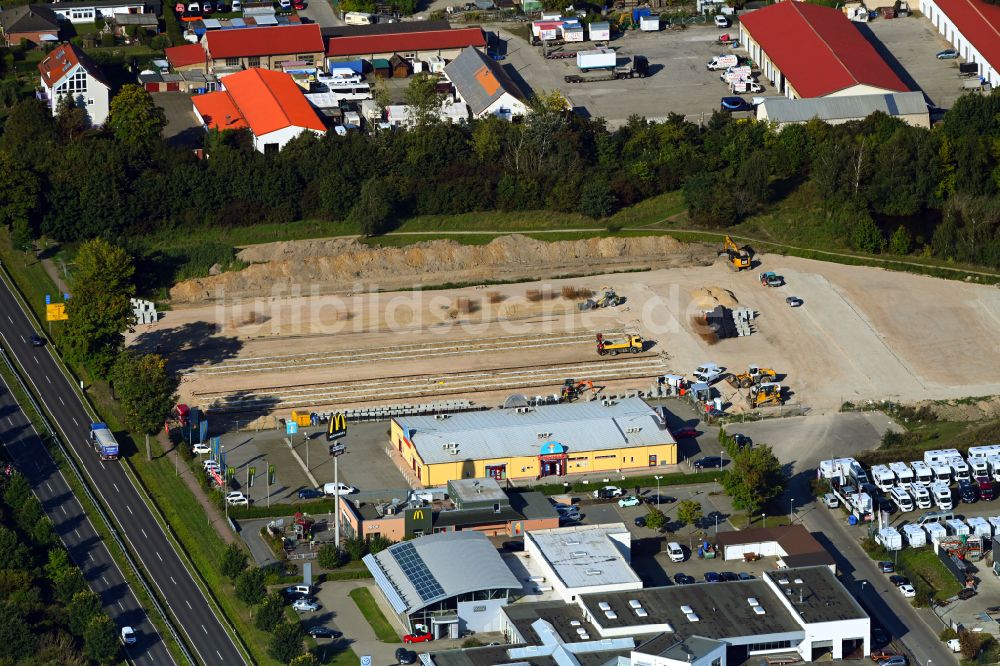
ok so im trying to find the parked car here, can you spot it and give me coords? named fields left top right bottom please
left=673, top=573, right=695, bottom=585
left=871, top=626, right=890, bottom=646
left=888, top=575, right=909, bottom=587
left=878, top=657, right=908, bottom=666
left=307, top=626, right=342, bottom=639
left=878, top=561, right=895, bottom=573
left=936, top=49, right=959, bottom=59
left=693, top=456, right=723, bottom=469
left=704, top=571, right=722, bottom=583
left=29, top=334, right=45, bottom=347
left=202, top=1, right=213, bottom=12
left=203, top=459, right=221, bottom=471
left=737, top=572, right=755, bottom=580
left=870, top=650, right=898, bottom=662
left=396, top=648, right=418, bottom=665
left=293, top=0, right=306, bottom=7
left=720, top=571, right=740, bottom=582
left=292, top=598, right=320, bottom=612
left=946, top=639, right=962, bottom=653
left=959, top=479, right=978, bottom=503
left=298, top=488, right=323, bottom=500
left=322, top=482, right=356, bottom=496
left=731, top=433, right=752, bottom=449
left=898, top=584, right=916, bottom=598
left=191, top=443, right=211, bottom=455
left=284, top=585, right=313, bottom=598
left=231, top=0, right=241, bottom=9
left=667, top=542, right=685, bottom=563
left=618, top=495, right=642, bottom=507
left=714, top=14, right=729, bottom=27
left=823, top=493, right=840, bottom=508
left=671, top=427, right=699, bottom=439
left=225, top=492, right=249, bottom=506
left=593, top=485, right=624, bottom=499
left=786, top=296, right=804, bottom=307
left=120, top=626, right=137, bottom=645
left=634, top=515, right=646, bottom=527
left=278, top=0, right=292, bottom=8
left=403, top=632, right=433, bottom=644
left=720, top=96, right=753, bottom=112
left=759, top=271, right=783, bottom=287
left=647, top=494, right=676, bottom=505
left=958, top=588, right=978, bottom=600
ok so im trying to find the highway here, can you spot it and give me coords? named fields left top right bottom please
left=0, top=273, right=247, bottom=666
left=0, top=373, right=175, bottom=665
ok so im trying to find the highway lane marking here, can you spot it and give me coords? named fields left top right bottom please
left=5, top=315, right=10, bottom=324
left=58, top=396, right=64, bottom=406
left=74, top=529, right=80, bottom=539
left=170, top=576, right=177, bottom=585
left=140, top=528, right=148, bottom=539
left=126, top=504, right=133, bottom=515
left=103, top=576, right=109, bottom=586
left=156, top=551, right=162, bottom=562
left=185, top=600, right=192, bottom=610
left=217, top=650, right=223, bottom=660
left=201, top=624, right=208, bottom=635
left=32, top=356, right=38, bottom=365
left=5, top=417, right=11, bottom=427
left=118, top=601, right=124, bottom=611
left=61, top=505, right=67, bottom=515
left=45, top=375, right=50, bottom=384
left=90, top=552, right=94, bottom=562
left=113, top=483, right=120, bottom=493
left=46, top=482, right=53, bottom=493
left=72, top=417, right=78, bottom=426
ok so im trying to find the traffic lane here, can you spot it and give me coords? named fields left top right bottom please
left=0, top=279, right=247, bottom=665
left=0, top=380, right=173, bottom=665
left=802, top=503, right=955, bottom=664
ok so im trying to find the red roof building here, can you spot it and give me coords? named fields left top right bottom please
left=164, top=43, right=206, bottom=71
left=204, top=24, right=325, bottom=74
left=921, top=0, right=1000, bottom=88
left=192, top=68, right=325, bottom=153
left=738, top=2, right=908, bottom=98
left=325, top=27, right=485, bottom=60
left=38, top=43, right=110, bottom=126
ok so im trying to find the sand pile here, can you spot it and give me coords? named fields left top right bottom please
left=170, top=234, right=716, bottom=303
left=690, top=286, right=739, bottom=311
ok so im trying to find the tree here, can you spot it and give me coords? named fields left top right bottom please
left=849, top=213, right=886, bottom=254
left=108, top=84, right=166, bottom=153
left=578, top=179, right=617, bottom=219
left=10, top=218, right=33, bottom=253
left=0, top=526, right=29, bottom=570
left=111, top=352, right=178, bottom=434
left=0, top=154, right=39, bottom=231
left=347, top=177, right=395, bottom=236
left=83, top=614, right=119, bottom=665
left=269, top=622, right=305, bottom=663
left=55, top=93, right=89, bottom=141
left=255, top=593, right=285, bottom=632
left=54, top=566, right=88, bottom=605
left=68, top=589, right=103, bottom=637
left=45, top=546, right=72, bottom=582
left=721, top=445, right=785, bottom=515
left=676, top=500, right=703, bottom=527
left=404, top=73, right=443, bottom=127
left=342, top=536, right=367, bottom=561
left=220, top=543, right=248, bottom=580
left=317, top=543, right=343, bottom=569
left=890, top=225, right=912, bottom=255
left=63, top=239, right=136, bottom=377
left=0, top=99, right=57, bottom=165
left=0, top=602, right=35, bottom=661
left=235, top=567, right=266, bottom=607
left=644, top=508, right=666, bottom=531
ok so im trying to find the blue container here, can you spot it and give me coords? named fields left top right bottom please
left=632, top=7, right=651, bottom=22
left=848, top=515, right=858, bottom=526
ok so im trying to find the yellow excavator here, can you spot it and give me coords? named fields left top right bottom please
left=749, top=383, right=783, bottom=407
left=727, top=365, right=778, bottom=389
left=721, top=236, right=752, bottom=271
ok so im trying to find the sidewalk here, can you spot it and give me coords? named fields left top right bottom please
left=161, top=432, right=238, bottom=545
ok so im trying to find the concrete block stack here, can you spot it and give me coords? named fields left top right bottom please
left=733, top=306, right=754, bottom=337
left=131, top=298, right=158, bottom=324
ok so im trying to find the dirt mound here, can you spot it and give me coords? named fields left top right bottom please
left=170, top=234, right=715, bottom=303
left=916, top=396, right=1000, bottom=422
left=690, top=286, right=739, bottom=310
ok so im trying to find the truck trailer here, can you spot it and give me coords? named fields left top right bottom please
left=564, top=55, right=648, bottom=83
left=90, top=422, right=119, bottom=461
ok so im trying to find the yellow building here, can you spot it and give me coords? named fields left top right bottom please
left=390, top=398, right=677, bottom=487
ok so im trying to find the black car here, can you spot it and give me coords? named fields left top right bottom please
left=634, top=516, right=646, bottom=528
left=720, top=571, right=740, bottom=582
left=308, top=626, right=342, bottom=639
left=297, top=488, right=323, bottom=500
left=958, top=588, right=978, bottom=600
left=693, top=456, right=723, bottom=469
left=876, top=496, right=896, bottom=515
left=720, top=96, right=753, bottom=112
left=673, top=573, right=695, bottom=585
left=959, top=479, right=978, bottom=503
left=888, top=575, right=910, bottom=588
left=647, top=495, right=676, bottom=505
left=396, top=648, right=417, bottom=665
left=878, top=561, right=895, bottom=573
left=737, top=572, right=755, bottom=580
left=29, top=334, right=45, bottom=347
left=871, top=626, right=890, bottom=647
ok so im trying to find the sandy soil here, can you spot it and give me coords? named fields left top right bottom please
left=136, top=239, right=1000, bottom=416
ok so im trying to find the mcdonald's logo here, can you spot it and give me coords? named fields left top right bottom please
left=412, top=509, right=425, bottom=521
left=327, top=412, right=347, bottom=441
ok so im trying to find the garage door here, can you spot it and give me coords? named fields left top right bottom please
left=144, top=82, right=160, bottom=92
left=166, top=82, right=180, bottom=92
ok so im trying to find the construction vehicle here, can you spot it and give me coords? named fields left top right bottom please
left=596, top=332, right=644, bottom=356
left=726, top=365, right=777, bottom=388
left=579, top=288, right=622, bottom=311
left=749, top=382, right=783, bottom=407
left=721, top=235, right=751, bottom=271
left=561, top=379, right=595, bottom=401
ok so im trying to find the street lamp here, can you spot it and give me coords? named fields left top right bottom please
left=715, top=513, right=719, bottom=534
left=790, top=498, right=795, bottom=523
left=654, top=476, right=663, bottom=505
left=762, top=513, right=766, bottom=528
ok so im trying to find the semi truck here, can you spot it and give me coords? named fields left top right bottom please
left=564, top=55, right=648, bottom=83
left=90, top=423, right=119, bottom=461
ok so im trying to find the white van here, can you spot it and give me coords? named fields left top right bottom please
left=889, top=486, right=913, bottom=513
left=344, top=11, right=374, bottom=24
left=666, top=542, right=685, bottom=563
left=931, top=482, right=953, bottom=510
left=322, top=482, right=356, bottom=496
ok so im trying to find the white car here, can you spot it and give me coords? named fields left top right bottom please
left=225, top=492, right=249, bottom=506
left=667, top=542, right=685, bottom=563
left=714, top=14, right=729, bottom=27
left=120, top=626, right=136, bottom=645
left=203, top=459, right=221, bottom=471
left=293, top=598, right=320, bottom=612
left=192, top=443, right=211, bottom=455
left=278, top=0, right=291, bottom=8
left=322, top=482, right=356, bottom=496
left=899, top=584, right=916, bottom=598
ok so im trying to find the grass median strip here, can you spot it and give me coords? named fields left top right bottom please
left=349, top=587, right=401, bottom=643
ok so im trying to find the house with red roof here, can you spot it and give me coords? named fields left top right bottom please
left=38, top=42, right=110, bottom=126
left=325, top=27, right=486, bottom=65
left=192, top=67, right=326, bottom=153
left=921, top=0, right=1000, bottom=88
left=738, top=2, right=909, bottom=99
left=203, top=24, right=324, bottom=76
left=164, top=42, right=207, bottom=73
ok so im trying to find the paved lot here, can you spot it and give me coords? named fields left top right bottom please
left=860, top=15, right=968, bottom=110
left=298, top=0, right=340, bottom=27
left=155, top=91, right=203, bottom=148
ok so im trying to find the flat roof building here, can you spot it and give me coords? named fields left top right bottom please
left=757, top=91, right=930, bottom=129
left=364, top=531, right=521, bottom=636
left=739, top=2, right=909, bottom=98
left=390, top=398, right=677, bottom=487
left=921, top=0, right=1000, bottom=88
left=714, top=525, right=837, bottom=570
left=525, top=524, right=642, bottom=602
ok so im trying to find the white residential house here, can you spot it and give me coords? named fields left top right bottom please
left=43, top=0, right=154, bottom=24
left=38, top=43, right=110, bottom=126
left=444, top=46, right=528, bottom=120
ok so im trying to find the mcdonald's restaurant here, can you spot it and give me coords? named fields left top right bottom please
left=389, top=398, right=677, bottom=488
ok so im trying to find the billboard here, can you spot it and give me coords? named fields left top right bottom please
left=327, top=412, right=347, bottom=441
left=46, top=303, right=68, bottom=321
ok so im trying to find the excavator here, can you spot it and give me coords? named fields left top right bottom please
left=727, top=365, right=778, bottom=389
left=749, top=382, right=783, bottom=407
left=561, top=379, right=595, bottom=402
left=721, top=236, right=752, bottom=271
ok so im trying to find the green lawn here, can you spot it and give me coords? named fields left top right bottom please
left=349, top=587, right=401, bottom=643
left=898, top=548, right=963, bottom=602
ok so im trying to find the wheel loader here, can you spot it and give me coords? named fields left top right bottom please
left=721, top=235, right=752, bottom=271
left=727, top=365, right=778, bottom=389
left=749, top=382, right=783, bottom=407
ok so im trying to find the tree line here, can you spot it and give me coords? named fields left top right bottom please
left=2, top=87, right=1000, bottom=273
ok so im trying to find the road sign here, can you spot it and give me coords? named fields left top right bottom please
left=286, top=420, right=299, bottom=435
left=329, top=442, right=347, bottom=457
left=46, top=303, right=68, bottom=321
left=361, top=657, right=372, bottom=666
left=45, top=294, right=51, bottom=305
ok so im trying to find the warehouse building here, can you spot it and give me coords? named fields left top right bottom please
left=739, top=2, right=909, bottom=98
left=757, top=91, right=930, bottom=129
left=364, top=531, right=521, bottom=636
left=325, top=26, right=486, bottom=66
left=389, top=398, right=677, bottom=487
left=203, top=23, right=325, bottom=76
left=920, top=0, right=1000, bottom=88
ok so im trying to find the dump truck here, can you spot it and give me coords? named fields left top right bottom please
left=596, top=332, right=644, bottom=355
left=564, top=55, right=648, bottom=83
left=721, top=235, right=751, bottom=271
left=726, top=365, right=777, bottom=388
left=90, top=422, right=119, bottom=460
left=749, top=383, right=783, bottom=407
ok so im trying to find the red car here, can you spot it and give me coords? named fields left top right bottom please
left=403, top=632, right=433, bottom=644
left=293, top=0, right=306, bottom=7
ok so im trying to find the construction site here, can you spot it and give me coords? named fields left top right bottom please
left=129, top=234, right=1000, bottom=421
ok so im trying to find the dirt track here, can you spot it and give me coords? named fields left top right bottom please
left=135, top=236, right=1000, bottom=416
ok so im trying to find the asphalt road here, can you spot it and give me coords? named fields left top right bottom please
left=0, top=374, right=175, bottom=666
left=0, top=273, right=247, bottom=666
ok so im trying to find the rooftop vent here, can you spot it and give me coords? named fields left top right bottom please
left=571, top=551, right=588, bottom=557
left=625, top=427, right=641, bottom=434
left=604, top=611, right=617, bottom=620
left=794, top=578, right=804, bottom=584
left=634, top=608, right=648, bottom=617
left=598, top=602, right=611, bottom=611
left=566, top=540, right=581, bottom=546
left=685, top=613, right=699, bottom=622
left=753, top=606, right=766, bottom=615
left=628, top=600, right=642, bottom=609
left=576, top=627, right=587, bottom=635
left=680, top=605, right=693, bottom=614
left=747, top=597, right=758, bottom=606
left=570, top=621, right=581, bottom=627
left=778, top=579, right=789, bottom=585
left=584, top=569, right=603, bottom=576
